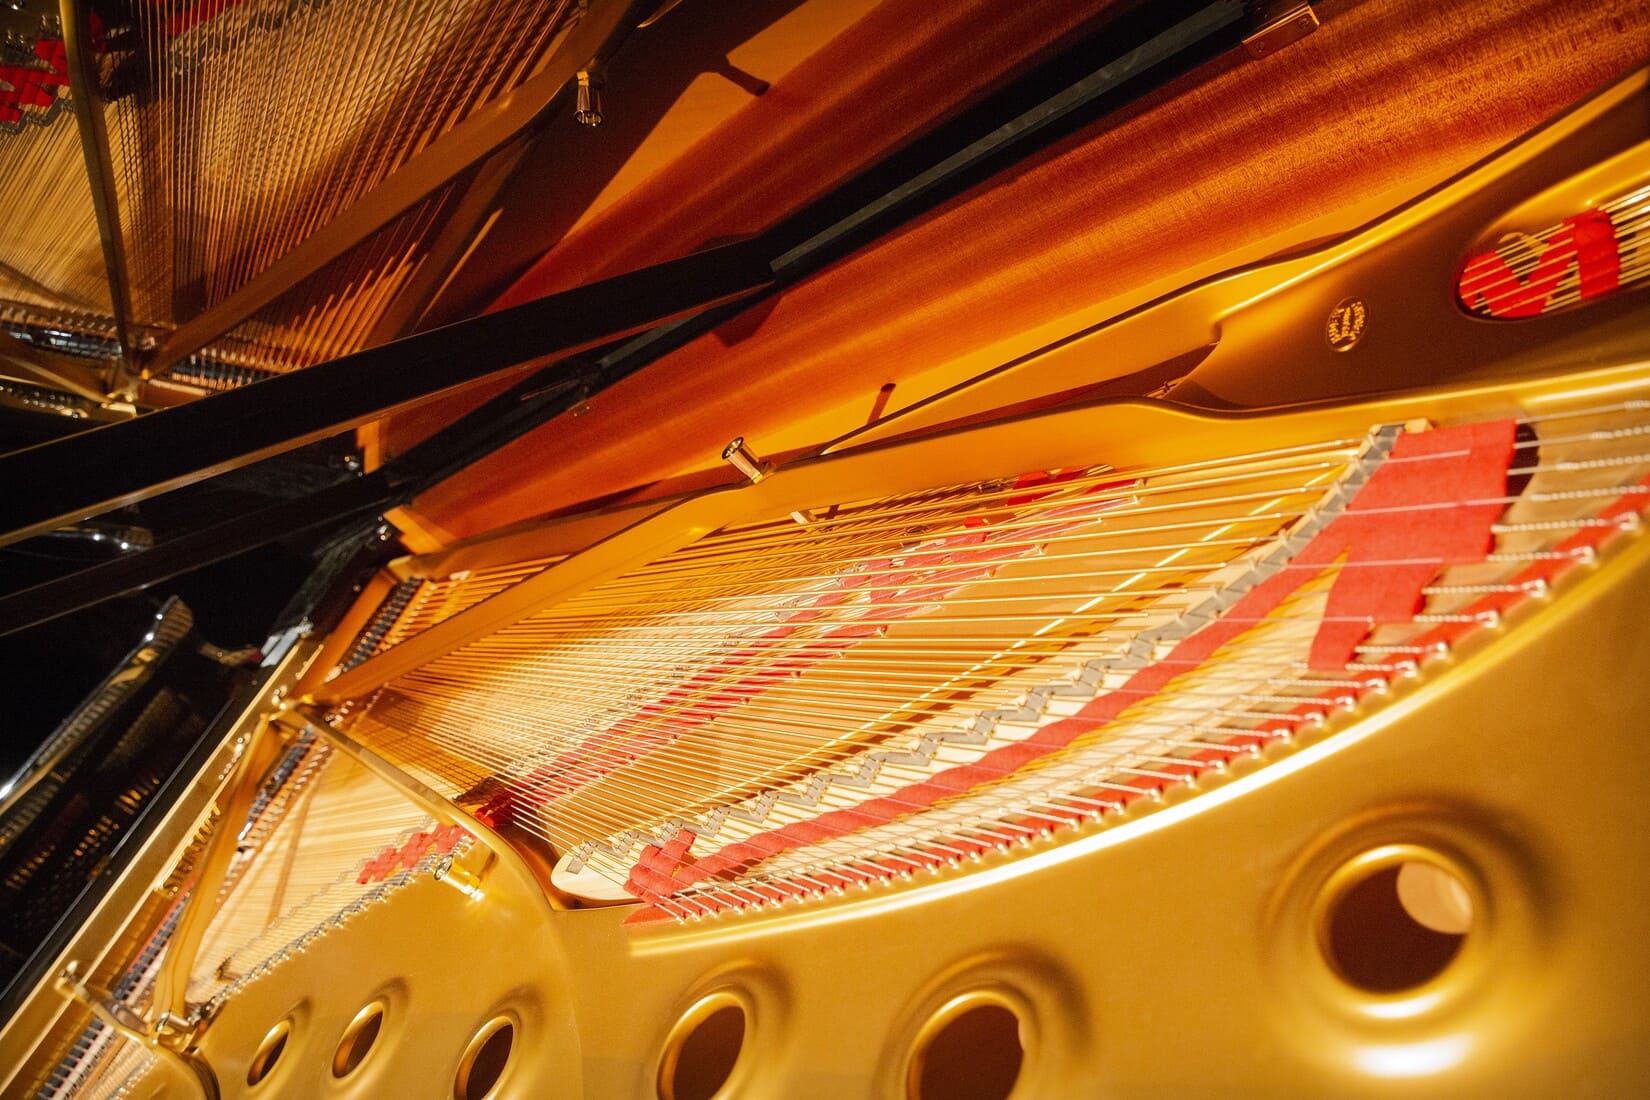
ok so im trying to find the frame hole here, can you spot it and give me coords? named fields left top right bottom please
left=1324, top=859, right=1474, bottom=992
left=660, top=1001, right=746, bottom=1100
left=332, top=1000, right=386, bottom=1078
left=909, top=1000, right=1024, bottom=1100
left=246, top=1019, right=291, bottom=1087
left=454, top=1018, right=514, bottom=1100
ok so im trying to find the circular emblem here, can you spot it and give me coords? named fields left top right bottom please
left=1326, top=297, right=1367, bottom=352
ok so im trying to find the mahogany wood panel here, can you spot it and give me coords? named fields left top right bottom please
left=393, top=0, right=1649, bottom=543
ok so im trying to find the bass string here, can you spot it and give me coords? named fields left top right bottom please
left=88, top=0, right=574, bottom=370
left=361, top=597, right=1339, bottom=857
left=341, top=412, right=1643, bottom=883
left=191, top=750, right=435, bottom=987
left=373, top=431, right=1645, bottom=671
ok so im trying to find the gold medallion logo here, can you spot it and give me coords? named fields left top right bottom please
left=1326, top=297, right=1367, bottom=352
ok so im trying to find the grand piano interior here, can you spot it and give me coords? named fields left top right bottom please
left=0, top=1, right=1647, bottom=1097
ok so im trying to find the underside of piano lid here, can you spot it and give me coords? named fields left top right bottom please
left=1, top=2, right=1649, bottom=1098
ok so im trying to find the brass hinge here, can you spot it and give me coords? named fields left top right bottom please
left=1243, top=2, right=1319, bottom=59
left=57, top=963, right=221, bottom=1097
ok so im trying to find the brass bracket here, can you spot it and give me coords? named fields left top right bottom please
left=281, top=706, right=573, bottom=909
left=1243, top=2, right=1319, bottom=59
left=576, top=64, right=605, bottom=127
left=55, top=962, right=151, bottom=1046
left=154, top=1008, right=210, bottom=1052
left=722, top=436, right=773, bottom=483
left=433, top=854, right=487, bottom=900
left=55, top=963, right=220, bottom=1098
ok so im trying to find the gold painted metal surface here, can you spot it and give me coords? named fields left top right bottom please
left=0, top=328, right=111, bottom=403
left=317, top=372, right=1650, bottom=921
left=41, top=365, right=1649, bottom=1095
left=9, top=48, right=1650, bottom=1100
left=0, top=640, right=319, bottom=1098
left=147, top=714, right=285, bottom=1027
left=163, top=522, right=1650, bottom=1096
left=56, top=0, right=134, bottom=393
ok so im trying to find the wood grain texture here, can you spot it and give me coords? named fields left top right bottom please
left=368, top=0, right=1125, bottom=486
left=396, top=0, right=1649, bottom=543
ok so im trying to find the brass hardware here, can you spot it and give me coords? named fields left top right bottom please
left=1243, top=2, right=1319, bottom=59
left=721, top=436, right=771, bottom=483
left=154, top=1010, right=208, bottom=1053
left=55, top=962, right=151, bottom=1047
left=575, top=67, right=605, bottom=127
left=434, top=855, right=486, bottom=900
left=1326, top=296, right=1368, bottom=351
left=54, top=963, right=220, bottom=1099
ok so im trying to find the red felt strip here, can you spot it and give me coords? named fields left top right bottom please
left=625, top=421, right=1520, bottom=907
left=1458, top=210, right=1621, bottom=317
left=505, top=474, right=1134, bottom=818
left=358, top=823, right=474, bottom=883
